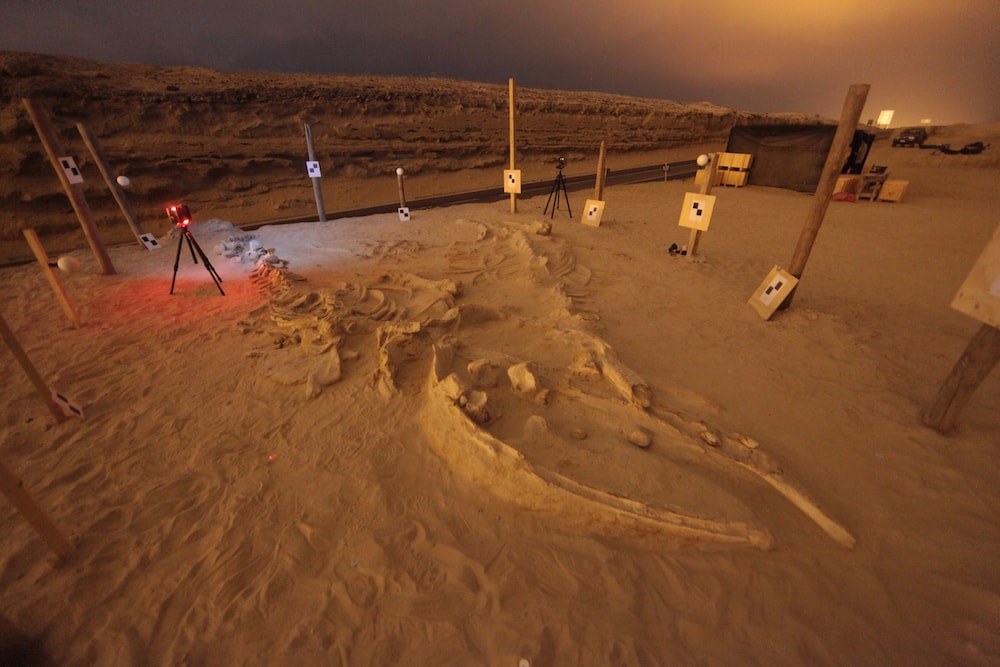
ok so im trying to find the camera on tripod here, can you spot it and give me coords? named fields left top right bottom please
left=545, top=157, right=572, bottom=218
left=166, top=203, right=192, bottom=228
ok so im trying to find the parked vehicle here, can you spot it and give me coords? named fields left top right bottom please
left=892, top=127, right=929, bottom=147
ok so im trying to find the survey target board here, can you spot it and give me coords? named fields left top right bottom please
left=58, top=156, right=84, bottom=184
left=503, top=169, right=522, bottom=194
left=748, top=265, right=799, bottom=320
left=951, top=222, right=1000, bottom=328
left=582, top=199, right=605, bottom=227
left=677, top=192, right=716, bottom=231
left=306, top=161, right=322, bottom=178
left=139, top=233, right=162, bottom=251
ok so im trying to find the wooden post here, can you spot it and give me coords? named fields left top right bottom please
left=782, top=84, right=870, bottom=305
left=594, top=140, right=608, bottom=201
left=21, top=98, right=116, bottom=275
left=508, top=78, right=517, bottom=214
left=396, top=167, right=407, bottom=209
left=687, top=152, right=719, bottom=261
left=0, top=455, right=74, bottom=560
left=923, top=323, right=1000, bottom=433
left=76, top=122, right=146, bottom=246
left=304, top=123, right=327, bottom=222
left=22, top=229, right=83, bottom=328
left=0, top=312, right=67, bottom=422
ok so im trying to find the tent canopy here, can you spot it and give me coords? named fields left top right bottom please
left=726, top=124, right=873, bottom=193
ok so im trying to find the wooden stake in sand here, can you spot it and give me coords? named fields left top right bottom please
left=22, top=229, right=83, bottom=329
left=582, top=141, right=609, bottom=227
left=923, top=324, right=1000, bottom=433
left=21, top=98, right=116, bottom=275
left=782, top=84, right=870, bottom=305
left=0, top=312, right=68, bottom=422
left=76, top=121, right=146, bottom=246
left=508, top=78, right=517, bottom=214
left=0, top=455, right=75, bottom=560
left=687, top=152, right=719, bottom=261
left=594, top=140, right=608, bottom=201
left=395, top=167, right=410, bottom=221
left=303, top=123, right=327, bottom=222
left=927, top=221, right=1000, bottom=430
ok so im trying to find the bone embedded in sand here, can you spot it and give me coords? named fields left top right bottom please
left=458, top=389, right=491, bottom=423
left=628, top=426, right=653, bottom=448
left=467, top=358, right=500, bottom=387
left=523, top=415, right=553, bottom=439
left=507, top=362, right=538, bottom=395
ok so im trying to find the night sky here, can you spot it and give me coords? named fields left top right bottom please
left=2, top=0, right=997, bottom=126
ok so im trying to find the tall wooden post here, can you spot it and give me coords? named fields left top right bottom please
left=594, top=140, right=608, bottom=201
left=304, top=123, right=327, bottom=222
left=508, top=78, right=517, bottom=214
left=687, top=151, right=719, bottom=261
left=782, top=84, right=870, bottom=305
left=0, top=312, right=66, bottom=421
left=76, top=122, right=146, bottom=246
left=923, top=323, right=1000, bottom=432
left=0, top=455, right=75, bottom=560
left=22, top=229, right=83, bottom=328
left=21, top=98, right=116, bottom=275
left=396, top=167, right=407, bottom=209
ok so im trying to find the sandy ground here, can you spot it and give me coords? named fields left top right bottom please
left=1, top=131, right=998, bottom=666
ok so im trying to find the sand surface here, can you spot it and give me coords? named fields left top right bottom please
left=2, top=53, right=999, bottom=667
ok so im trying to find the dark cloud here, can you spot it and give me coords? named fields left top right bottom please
left=1, top=0, right=997, bottom=125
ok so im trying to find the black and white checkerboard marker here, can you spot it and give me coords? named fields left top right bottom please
left=59, top=156, right=84, bottom=184
left=748, top=265, right=799, bottom=320
left=49, top=387, right=84, bottom=419
left=139, top=233, right=161, bottom=251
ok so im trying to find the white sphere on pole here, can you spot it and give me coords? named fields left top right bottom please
left=696, top=154, right=710, bottom=167
left=395, top=167, right=404, bottom=176
left=116, top=175, right=130, bottom=187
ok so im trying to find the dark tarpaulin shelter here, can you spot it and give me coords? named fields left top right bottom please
left=725, top=124, right=873, bottom=193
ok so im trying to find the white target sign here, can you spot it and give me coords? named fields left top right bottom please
left=677, top=192, right=716, bottom=231
left=503, top=169, right=522, bottom=194
left=582, top=199, right=605, bottom=227
left=748, top=265, right=799, bottom=320
left=59, top=156, right=84, bottom=184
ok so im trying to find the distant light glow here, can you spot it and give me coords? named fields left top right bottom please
left=876, top=110, right=895, bottom=128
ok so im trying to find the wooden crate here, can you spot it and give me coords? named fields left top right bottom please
left=718, top=152, right=752, bottom=187
left=877, top=179, right=909, bottom=202
left=835, top=175, right=861, bottom=195
left=721, top=169, right=749, bottom=186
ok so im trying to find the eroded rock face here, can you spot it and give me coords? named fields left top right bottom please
left=0, top=50, right=809, bottom=247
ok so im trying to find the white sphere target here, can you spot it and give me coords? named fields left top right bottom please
left=116, top=175, right=130, bottom=187
left=696, top=154, right=710, bottom=167
left=57, top=256, right=81, bottom=273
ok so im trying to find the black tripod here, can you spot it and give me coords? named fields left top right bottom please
left=169, top=225, right=225, bottom=295
left=544, top=162, right=572, bottom=219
